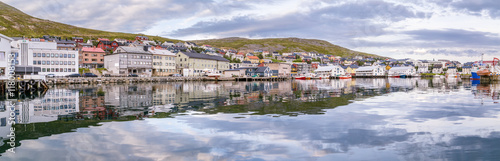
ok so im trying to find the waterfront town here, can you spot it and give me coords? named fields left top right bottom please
left=1, top=33, right=497, bottom=80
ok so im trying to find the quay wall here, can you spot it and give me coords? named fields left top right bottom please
left=45, top=76, right=292, bottom=85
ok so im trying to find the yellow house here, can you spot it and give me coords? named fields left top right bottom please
left=346, top=65, right=359, bottom=75
left=244, top=56, right=260, bottom=63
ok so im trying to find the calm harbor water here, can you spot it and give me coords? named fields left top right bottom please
left=1, top=78, right=499, bottom=161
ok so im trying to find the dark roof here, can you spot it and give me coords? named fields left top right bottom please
left=181, top=52, right=229, bottom=62
left=448, top=67, right=457, bottom=69
left=56, top=39, right=76, bottom=44
left=242, top=61, right=252, bottom=64
left=256, top=67, right=269, bottom=73
left=349, top=64, right=359, bottom=68
left=225, top=69, right=244, bottom=71
left=462, top=66, right=472, bottom=68
left=99, top=41, right=116, bottom=45
left=117, top=42, right=130, bottom=46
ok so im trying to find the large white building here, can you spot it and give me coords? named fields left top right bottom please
left=388, top=66, right=416, bottom=76
left=314, top=65, right=345, bottom=76
left=11, top=39, right=79, bottom=76
left=0, top=33, right=13, bottom=79
left=355, top=65, right=385, bottom=76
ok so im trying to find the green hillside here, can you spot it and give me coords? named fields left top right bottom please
left=0, top=1, right=179, bottom=42
left=193, top=37, right=382, bottom=58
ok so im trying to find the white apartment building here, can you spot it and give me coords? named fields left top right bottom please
left=0, top=33, right=13, bottom=79
left=355, top=65, right=385, bottom=76
left=11, top=40, right=78, bottom=76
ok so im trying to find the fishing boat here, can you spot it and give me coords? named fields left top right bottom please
left=295, top=74, right=306, bottom=80
left=339, top=74, right=352, bottom=79
left=305, top=73, right=315, bottom=80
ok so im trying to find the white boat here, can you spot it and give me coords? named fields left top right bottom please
left=202, top=69, right=221, bottom=77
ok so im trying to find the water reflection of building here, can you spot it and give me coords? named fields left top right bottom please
left=27, top=88, right=79, bottom=123
left=104, top=84, right=152, bottom=116
left=79, top=88, right=105, bottom=110
left=175, top=82, right=228, bottom=109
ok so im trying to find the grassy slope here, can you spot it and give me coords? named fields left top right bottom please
left=0, top=1, right=179, bottom=42
left=193, top=37, right=383, bottom=58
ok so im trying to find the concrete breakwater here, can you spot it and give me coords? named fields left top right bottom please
left=45, top=76, right=292, bottom=85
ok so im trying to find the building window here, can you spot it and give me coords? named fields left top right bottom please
left=33, top=53, right=36, bottom=57
left=38, top=53, right=41, bottom=57
left=55, top=54, right=59, bottom=58
left=33, top=61, right=37, bottom=65
left=38, top=61, right=41, bottom=64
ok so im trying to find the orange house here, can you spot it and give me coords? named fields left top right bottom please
left=244, top=56, right=260, bottom=63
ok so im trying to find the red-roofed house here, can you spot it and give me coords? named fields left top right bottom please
left=98, top=38, right=110, bottom=41
left=245, top=56, right=260, bottom=64
left=80, top=47, right=106, bottom=68
left=97, top=41, right=119, bottom=51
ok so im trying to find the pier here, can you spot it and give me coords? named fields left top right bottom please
left=0, top=79, right=49, bottom=99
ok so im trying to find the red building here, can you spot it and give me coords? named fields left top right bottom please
left=97, top=41, right=119, bottom=51
left=72, top=37, right=84, bottom=43
left=136, top=36, right=149, bottom=41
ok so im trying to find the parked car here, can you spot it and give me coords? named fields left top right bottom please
left=46, top=74, right=55, bottom=78
left=83, top=73, right=98, bottom=77
left=169, top=74, right=182, bottom=77
left=128, top=73, right=138, bottom=77
left=66, top=73, right=81, bottom=77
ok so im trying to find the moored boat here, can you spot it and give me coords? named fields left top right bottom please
left=339, top=74, right=352, bottom=79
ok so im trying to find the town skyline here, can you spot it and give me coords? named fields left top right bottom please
left=2, top=0, right=500, bottom=63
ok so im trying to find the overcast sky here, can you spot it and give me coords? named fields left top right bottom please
left=4, top=0, right=500, bottom=62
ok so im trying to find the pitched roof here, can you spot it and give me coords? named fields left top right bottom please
left=149, top=48, right=175, bottom=56
left=82, top=47, right=105, bottom=53
left=115, top=46, right=150, bottom=54
left=256, top=67, right=269, bottom=72
left=356, top=66, right=382, bottom=72
left=180, top=52, right=229, bottom=62
left=99, top=41, right=117, bottom=45
left=314, top=66, right=337, bottom=72
left=247, top=56, right=259, bottom=59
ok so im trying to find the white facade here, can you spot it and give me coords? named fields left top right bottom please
left=355, top=65, right=385, bottom=76
left=388, top=67, right=416, bottom=76
left=432, top=68, right=443, bottom=74
left=447, top=68, right=458, bottom=74
left=314, top=65, right=345, bottom=76
left=149, top=48, right=176, bottom=76
left=11, top=40, right=78, bottom=76
left=0, top=33, right=13, bottom=79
